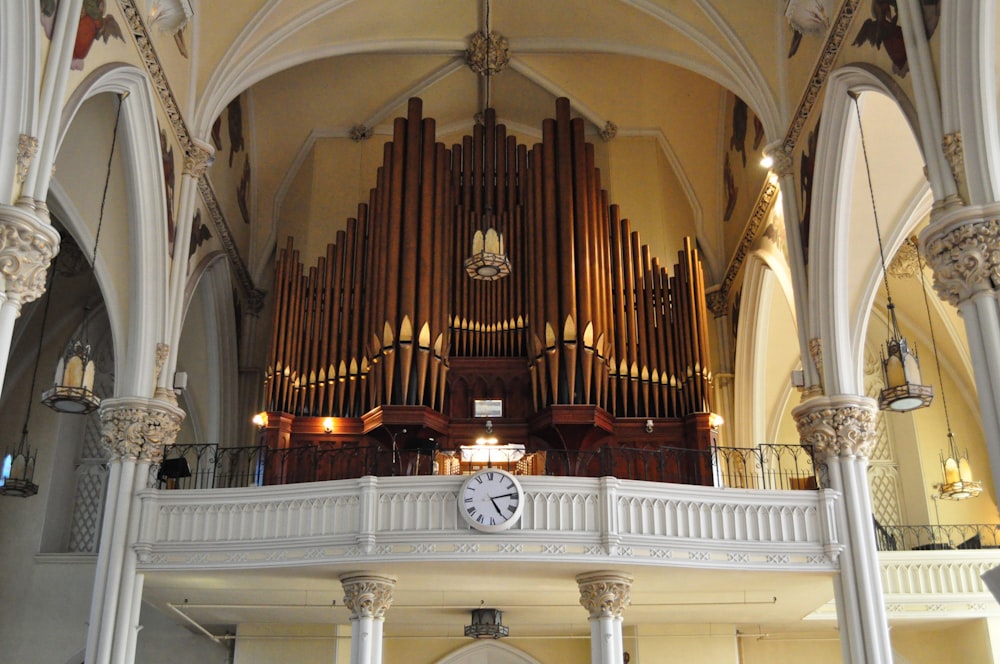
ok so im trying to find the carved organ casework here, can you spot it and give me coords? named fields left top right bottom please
left=263, top=98, right=716, bottom=484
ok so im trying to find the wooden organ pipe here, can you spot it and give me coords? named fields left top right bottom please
left=266, top=98, right=713, bottom=420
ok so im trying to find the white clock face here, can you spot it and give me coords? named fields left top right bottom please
left=459, top=469, right=524, bottom=532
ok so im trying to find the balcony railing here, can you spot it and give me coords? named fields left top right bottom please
left=157, top=442, right=821, bottom=492
left=873, top=522, right=1000, bottom=551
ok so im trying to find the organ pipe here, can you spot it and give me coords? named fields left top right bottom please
left=264, top=99, right=713, bottom=421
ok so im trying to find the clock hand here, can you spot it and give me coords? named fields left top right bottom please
left=489, top=495, right=504, bottom=516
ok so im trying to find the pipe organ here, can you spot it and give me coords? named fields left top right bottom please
left=264, top=98, right=715, bottom=474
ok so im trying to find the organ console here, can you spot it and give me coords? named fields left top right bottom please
left=261, top=97, right=717, bottom=483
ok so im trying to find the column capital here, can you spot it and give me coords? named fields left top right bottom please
left=0, top=204, right=60, bottom=306
left=792, top=394, right=877, bottom=458
left=763, top=141, right=793, bottom=177
left=920, top=204, right=1000, bottom=306
left=340, top=572, right=396, bottom=619
left=99, top=396, right=186, bottom=463
left=183, top=140, right=216, bottom=178
left=576, top=571, right=633, bottom=620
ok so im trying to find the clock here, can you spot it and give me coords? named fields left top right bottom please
left=458, top=468, right=524, bottom=533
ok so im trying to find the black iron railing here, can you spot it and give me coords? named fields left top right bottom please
left=157, top=442, right=822, bottom=492
left=873, top=521, right=1000, bottom=551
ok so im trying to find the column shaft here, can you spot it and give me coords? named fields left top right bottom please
left=340, top=572, right=396, bottom=664
left=577, top=571, right=632, bottom=664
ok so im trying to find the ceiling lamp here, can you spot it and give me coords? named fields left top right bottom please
left=850, top=92, right=932, bottom=412
left=908, top=238, right=983, bottom=500
left=43, top=94, right=123, bottom=414
left=465, top=606, right=509, bottom=639
left=463, top=0, right=511, bottom=282
left=0, top=260, right=60, bottom=497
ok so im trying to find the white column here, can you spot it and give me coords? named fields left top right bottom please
left=87, top=396, right=185, bottom=664
left=0, top=204, right=60, bottom=392
left=793, top=395, right=891, bottom=664
left=576, top=571, right=633, bottom=664
left=921, top=208, right=1000, bottom=496
left=339, top=572, right=396, bottom=664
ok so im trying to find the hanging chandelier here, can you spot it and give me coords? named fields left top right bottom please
left=463, top=0, right=511, bottom=282
left=464, top=606, right=509, bottom=639
left=908, top=238, right=983, bottom=500
left=850, top=92, right=932, bottom=412
left=43, top=93, right=123, bottom=414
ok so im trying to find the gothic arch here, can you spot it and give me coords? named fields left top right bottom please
left=436, top=640, right=543, bottom=664
left=54, top=64, right=170, bottom=398
left=807, top=65, right=926, bottom=396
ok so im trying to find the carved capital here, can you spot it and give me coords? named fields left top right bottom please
left=576, top=571, right=633, bottom=620
left=792, top=395, right=877, bottom=459
left=764, top=141, right=794, bottom=178
left=340, top=572, right=396, bottom=619
left=99, top=396, right=186, bottom=463
left=183, top=144, right=215, bottom=177
left=0, top=205, right=61, bottom=306
left=16, top=134, right=38, bottom=184
left=920, top=207, right=1000, bottom=306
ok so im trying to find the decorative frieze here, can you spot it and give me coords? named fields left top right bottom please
left=16, top=134, right=38, bottom=184
left=792, top=395, right=877, bottom=458
left=716, top=178, right=780, bottom=306
left=339, top=572, right=396, bottom=619
left=920, top=210, right=1000, bottom=306
left=0, top=206, right=61, bottom=305
left=99, top=396, right=185, bottom=463
left=576, top=571, right=633, bottom=619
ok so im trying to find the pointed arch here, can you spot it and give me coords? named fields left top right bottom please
left=807, top=65, right=926, bottom=396
left=436, top=640, right=544, bottom=664
left=55, top=64, right=170, bottom=398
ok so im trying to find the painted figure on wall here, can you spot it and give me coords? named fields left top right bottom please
left=40, top=0, right=124, bottom=70
left=160, top=128, right=176, bottom=253
left=853, top=0, right=940, bottom=77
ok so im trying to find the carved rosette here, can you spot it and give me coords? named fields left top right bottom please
left=0, top=206, right=61, bottom=306
left=920, top=211, right=1000, bottom=306
left=99, top=397, right=185, bottom=463
left=340, top=572, right=397, bottom=619
left=792, top=395, right=877, bottom=459
left=576, top=571, right=633, bottom=620
left=466, top=30, right=510, bottom=76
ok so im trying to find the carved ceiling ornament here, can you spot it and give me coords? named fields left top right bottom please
left=941, top=131, right=965, bottom=201
left=16, top=134, right=38, bottom=184
left=339, top=572, right=397, bottom=619
left=886, top=238, right=920, bottom=279
left=576, top=571, right=633, bottom=619
left=466, top=30, right=511, bottom=76
left=792, top=395, right=877, bottom=458
left=921, top=213, right=1000, bottom=307
left=99, top=397, right=185, bottom=463
left=600, top=121, right=618, bottom=142
left=183, top=144, right=215, bottom=178
left=350, top=125, right=373, bottom=142
left=0, top=206, right=61, bottom=306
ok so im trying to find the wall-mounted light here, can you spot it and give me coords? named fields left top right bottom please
left=323, top=417, right=334, bottom=434
left=708, top=413, right=725, bottom=430
left=759, top=154, right=774, bottom=169
left=252, top=412, right=268, bottom=429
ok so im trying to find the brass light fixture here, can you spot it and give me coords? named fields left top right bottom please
left=910, top=238, right=983, bottom=500
left=465, top=604, right=509, bottom=639
left=463, top=0, right=511, bottom=281
left=850, top=92, right=932, bottom=412
left=43, top=94, right=124, bottom=414
left=0, top=260, right=59, bottom=497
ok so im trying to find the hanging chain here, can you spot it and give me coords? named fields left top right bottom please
left=914, top=239, right=954, bottom=438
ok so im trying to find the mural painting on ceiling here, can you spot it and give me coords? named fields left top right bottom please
left=852, top=0, right=940, bottom=77
left=160, top=127, right=176, bottom=255
left=188, top=209, right=212, bottom=259
left=228, top=97, right=245, bottom=167
left=798, top=118, right=820, bottom=263
left=238, top=159, right=252, bottom=225
left=723, top=97, right=764, bottom=223
left=40, top=0, right=124, bottom=70
left=785, top=0, right=831, bottom=58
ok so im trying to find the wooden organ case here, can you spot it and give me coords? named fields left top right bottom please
left=262, top=98, right=717, bottom=484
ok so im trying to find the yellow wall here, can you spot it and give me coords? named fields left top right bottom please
left=892, top=620, right=995, bottom=664
left=739, top=633, right=842, bottom=664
